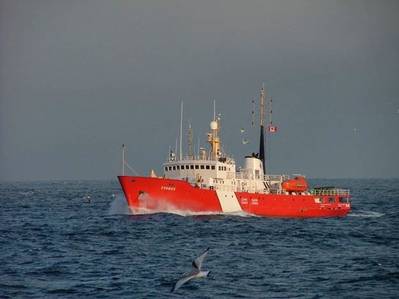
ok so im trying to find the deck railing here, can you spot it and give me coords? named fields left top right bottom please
left=310, top=188, right=350, bottom=196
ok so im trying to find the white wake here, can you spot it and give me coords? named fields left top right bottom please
left=108, top=194, right=253, bottom=217
left=108, top=194, right=133, bottom=215
left=348, top=210, right=385, bottom=218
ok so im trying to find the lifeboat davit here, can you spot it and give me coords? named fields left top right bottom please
left=282, top=176, right=308, bottom=192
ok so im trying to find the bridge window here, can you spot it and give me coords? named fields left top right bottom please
left=195, top=165, right=199, bottom=169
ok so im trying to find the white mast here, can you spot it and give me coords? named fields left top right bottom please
left=122, top=144, right=125, bottom=175
left=175, top=137, right=178, bottom=159
left=188, top=122, right=193, bottom=159
left=197, top=136, right=200, bottom=159
left=179, top=101, right=183, bottom=161
left=213, top=99, right=216, bottom=121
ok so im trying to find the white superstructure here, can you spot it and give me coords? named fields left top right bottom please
left=162, top=115, right=289, bottom=194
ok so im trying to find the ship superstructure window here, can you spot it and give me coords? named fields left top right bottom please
left=329, top=197, right=335, bottom=203
left=211, top=166, right=215, bottom=170
left=206, top=165, right=210, bottom=170
left=164, top=167, right=168, bottom=171
left=195, top=165, right=199, bottom=169
left=190, top=165, right=194, bottom=169
left=200, top=165, right=205, bottom=169
left=177, top=165, right=180, bottom=170
left=173, top=166, right=176, bottom=170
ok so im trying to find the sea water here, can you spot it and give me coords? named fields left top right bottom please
left=0, top=179, right=398, bottom=298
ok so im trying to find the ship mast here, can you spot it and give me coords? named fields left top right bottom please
left=122, top=144, right=125, bottom=175
left=208, top=100, right=221, bottom=160
left=188, top=122, right=194, bottom=159
left=259, top=85, right=267, bottom=174
left=179, top=101, right=183, bottom=161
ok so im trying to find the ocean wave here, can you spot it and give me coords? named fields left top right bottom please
left=348, top=210, right=385, bottom=218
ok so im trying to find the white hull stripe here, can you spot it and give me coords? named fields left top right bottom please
left=216, top=190, right=242, bottom=213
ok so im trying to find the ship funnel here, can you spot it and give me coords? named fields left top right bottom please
left=259, top=126, right=265, bottom=173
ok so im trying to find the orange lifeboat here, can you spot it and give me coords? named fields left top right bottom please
left=282, top=176, right=308, bottom=192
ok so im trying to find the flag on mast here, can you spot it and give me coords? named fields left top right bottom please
left=268, top=125, right=278, bottom=133
left=268, top=96, right=278, bottom=133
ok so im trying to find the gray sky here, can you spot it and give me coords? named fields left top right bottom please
left=1, top=0, right=398, bottom=181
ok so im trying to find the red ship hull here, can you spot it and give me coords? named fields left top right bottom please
left=118, top=176, right=351, bottom=218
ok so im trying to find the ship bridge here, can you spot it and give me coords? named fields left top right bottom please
left=163, top=157, right=236, bottom=185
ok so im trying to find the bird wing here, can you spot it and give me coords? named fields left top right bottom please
left=192, top=248, right=209, bottom=270
left=171, top=270, right=198, bottom=292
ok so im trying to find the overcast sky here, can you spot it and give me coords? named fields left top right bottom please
left=1, top=0, right=398, bottom=181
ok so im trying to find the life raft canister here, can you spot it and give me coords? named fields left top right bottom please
left=281, top=176, right=308, bottom=192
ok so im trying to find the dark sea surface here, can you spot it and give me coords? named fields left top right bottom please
left=1, top=179, right=398, bottom=298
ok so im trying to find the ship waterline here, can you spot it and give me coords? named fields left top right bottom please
left=118, top=176, right=350, bottom=217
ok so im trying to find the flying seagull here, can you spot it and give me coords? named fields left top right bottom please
left=171, top=248, right=210, bottom=293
